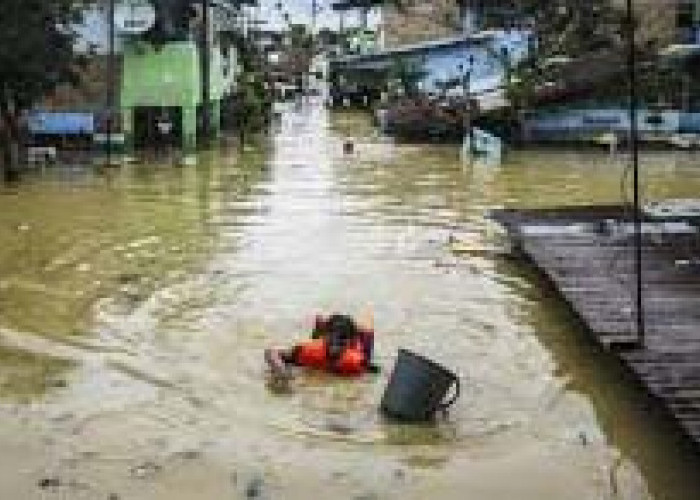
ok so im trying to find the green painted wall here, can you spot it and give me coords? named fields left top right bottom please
left=121, top=41, right=201, bottom=108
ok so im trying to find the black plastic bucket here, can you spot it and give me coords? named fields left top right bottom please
left=380, top=349, right=460, bottom=422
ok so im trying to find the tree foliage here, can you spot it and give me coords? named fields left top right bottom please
left=0, top=0, right=83, bottom=169
left=531, top=0, right=625, bottom=56
left=493, top=1, right=629, bottom=113
left=387, top=57, right=428, bottom=97
left=0, top=0, right=82, bottom=111
left=228, top=30, right=271, bottom=139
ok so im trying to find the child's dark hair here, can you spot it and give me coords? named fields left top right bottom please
left=323, top=314, right=358, bottom=364
left=325, top=314, right=358, bottom=340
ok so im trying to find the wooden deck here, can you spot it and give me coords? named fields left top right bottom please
left=493, top=205, right=700, bottom=450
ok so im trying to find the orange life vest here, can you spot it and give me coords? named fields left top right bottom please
left=295, top=337, right=367, bottom=375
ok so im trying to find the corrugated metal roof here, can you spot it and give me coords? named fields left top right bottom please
left=329, top=30, right=510, bottom=66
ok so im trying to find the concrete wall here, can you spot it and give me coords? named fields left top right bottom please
left=120, top=41, right=237, bottom=108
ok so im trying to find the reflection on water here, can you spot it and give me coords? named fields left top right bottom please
left=0, top=102, right=699, bottom=500
left=0, top=345, right=73, bottom=402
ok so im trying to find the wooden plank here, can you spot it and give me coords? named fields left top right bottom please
left=495, top=205, right=700, bottom=451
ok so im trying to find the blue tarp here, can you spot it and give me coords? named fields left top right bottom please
left=679, top=113, right=700, bottom=133
left=28, top=112, right=95, bottom=135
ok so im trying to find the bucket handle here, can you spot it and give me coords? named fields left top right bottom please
left=437, top=376, right=460, bottom=413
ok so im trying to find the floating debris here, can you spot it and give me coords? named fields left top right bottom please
left=130, top=461, right=162, bottom=479
left=245, top=476, right=265, bottom=499
left=354, top=493, right=379, bottom=500
left=38, top=477, right=61, bottom=489
left=180, top=155, right=197, bottom=167
left=174, top=449, right=201, bottom=461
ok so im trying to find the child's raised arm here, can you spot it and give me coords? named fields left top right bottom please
left=357, top=306, right=374, bottom=333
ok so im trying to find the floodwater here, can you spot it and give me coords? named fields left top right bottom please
left=1, top=100, right=700, bottom=500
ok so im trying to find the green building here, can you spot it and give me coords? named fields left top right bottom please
left=113, top=0, right=239, bottom=151
left=120, top=38, right=237, bottom=151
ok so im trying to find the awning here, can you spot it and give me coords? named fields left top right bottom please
left=28, top=112, right=95, bottom=135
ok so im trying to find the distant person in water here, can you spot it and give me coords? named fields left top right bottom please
left=265, top=312, right=376, bottom=379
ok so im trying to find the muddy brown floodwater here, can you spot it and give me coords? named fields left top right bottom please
left=1, top=100, right=700, bottom=500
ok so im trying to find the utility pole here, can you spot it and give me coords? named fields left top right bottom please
left=200, top=0, right=211, bottom=144
left=106, top=0, right=116, bottom=165
left=457, top=0, right=469, bottom=34
left=464, top=69, right=472, bottom=154
left=360, top=5, right=369, bottom=31
left=627, top=0, right=645, bottom=347
left=461, top=55, right=474, bottom=156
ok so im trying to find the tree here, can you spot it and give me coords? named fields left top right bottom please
left=227, top=29, right=271, bottom=145
left=509, top=0, right=625, bottom=57
left=492, top=1, right=628, bottom=108
left=387, top=57, right=427, bottom=98
left=0, top=0, right=82, bottom=176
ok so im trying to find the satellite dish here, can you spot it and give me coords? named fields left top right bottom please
left=114, top=1, right=157, bottom=35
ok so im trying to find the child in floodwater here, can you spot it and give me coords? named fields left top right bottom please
left=265, top=312, right=376, bottom=380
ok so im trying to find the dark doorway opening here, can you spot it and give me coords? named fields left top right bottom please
left=133, top=106, right=182, bottom=149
